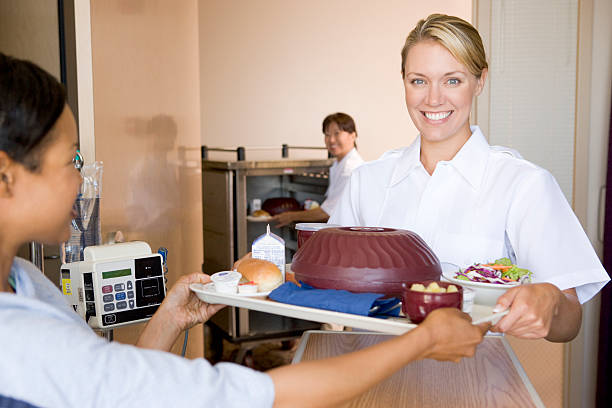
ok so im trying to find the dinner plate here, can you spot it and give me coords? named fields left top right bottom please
left=440, top=262, right=521, bottom=288
left=440, top=262, right=517, bottom=306
left=246, top=215, right=272, bottom=222
left=192, top=282, right=272, bottom=298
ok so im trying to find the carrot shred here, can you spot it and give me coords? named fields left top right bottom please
left=485, top=264, right=513, bottom=271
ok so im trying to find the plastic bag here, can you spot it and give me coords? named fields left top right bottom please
left=61, top=162, right=103, bottom=263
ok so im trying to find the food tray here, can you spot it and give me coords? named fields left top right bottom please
left=190, top=283, right=498, bottom=336
left=201, top=282, right=271, bottom=297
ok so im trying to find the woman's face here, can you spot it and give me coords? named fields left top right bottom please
left=12, top=105, right=82, bottom=244
left=403, top=40, right=486, bottom=146
left=324, top=121, right=356, bottom=160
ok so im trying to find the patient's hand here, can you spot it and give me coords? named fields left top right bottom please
left=161, top=273, right=226, bottom=332
left=137, top=273, right=225, bottom=352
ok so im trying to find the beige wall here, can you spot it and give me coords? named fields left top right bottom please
left=0, top=0, right=60, bottom=79
left=90, top=0, right=204, bottom=357
left=198, top=0, right=472, bottom=161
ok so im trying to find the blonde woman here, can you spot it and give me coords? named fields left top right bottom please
left=330, top=14, right=610, bottom=342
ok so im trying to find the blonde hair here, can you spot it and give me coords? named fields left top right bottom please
left=401, top=14, right=488, bottom=78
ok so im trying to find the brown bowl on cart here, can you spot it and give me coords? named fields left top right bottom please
left=291, top=227, right=442, bottom=297
left=402, top=281, right=463, bottom=323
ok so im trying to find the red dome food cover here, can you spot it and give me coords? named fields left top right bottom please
left=291, top=227, right=441, bottom=296
left=262, top=197, right=301, bottom=216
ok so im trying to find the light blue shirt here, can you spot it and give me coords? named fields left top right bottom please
left=0, top=257, right=275, bottom=407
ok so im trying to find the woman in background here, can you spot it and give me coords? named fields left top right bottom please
left=330, top=14, right=610, bottom=342
left=0, top=52, right=489, bottom=408
left=273, top=112, right=364, bottom=227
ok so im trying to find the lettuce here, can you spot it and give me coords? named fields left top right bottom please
left=493, top=258, right=532, bottom=281
left=504, top=266, right=532, bottom=281
left=494, top=257, right=513, bottom=266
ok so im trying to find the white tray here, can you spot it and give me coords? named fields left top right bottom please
left=201, top=282, right=271, bottom=297
left=190, top=283, right=498, bottom=335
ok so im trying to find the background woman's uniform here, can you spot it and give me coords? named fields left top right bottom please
left=320, top=147, right=364, bottom=216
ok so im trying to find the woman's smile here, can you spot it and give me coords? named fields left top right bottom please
left=422, top=110, right=453, bottom=122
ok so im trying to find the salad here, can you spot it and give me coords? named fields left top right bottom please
left=454, top=258, right=532, bottom=285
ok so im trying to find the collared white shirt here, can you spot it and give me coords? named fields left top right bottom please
left=330, top=126, right=610, bottom=303
left=0, top=257, right=275, bottom=408
left=321, top=148, right=364, bottom=216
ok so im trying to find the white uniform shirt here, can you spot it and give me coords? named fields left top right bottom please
left=321, top=148, right=364, bottom=216
left=330, top=126, right=610, bottom=303
left=0, top=257, right=275, bottom=408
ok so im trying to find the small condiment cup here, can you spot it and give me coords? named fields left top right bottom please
left=211, top=271, right=242, bottom=294
left=238, top=281, right=259, bottom=294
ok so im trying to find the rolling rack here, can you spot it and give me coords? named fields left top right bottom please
left=201, top=144, right=333, bottom=363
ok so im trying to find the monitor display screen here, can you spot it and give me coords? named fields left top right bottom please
left=102, top=268, right=132, bottom=280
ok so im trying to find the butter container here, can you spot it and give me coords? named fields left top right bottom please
left=211, top=271, right=242, bottom=294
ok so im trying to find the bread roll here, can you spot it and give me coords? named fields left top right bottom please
left=252, top=209, right=270, bottom=217
left=236, top=258, right=283, bottom=292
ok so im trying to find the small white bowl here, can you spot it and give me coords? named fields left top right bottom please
left=210, top=271, right=242, bottom=294
left=441, top=263, right=518, bottom=306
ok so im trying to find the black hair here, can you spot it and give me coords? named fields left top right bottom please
left=322, top=112, right=357, bottom=136
left=0, top=52, right=67, bottom=171
left=322, top=112, right=358, bottom=149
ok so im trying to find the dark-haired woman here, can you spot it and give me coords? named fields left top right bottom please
left=0, top=52, right=490, bottom=408
left=272, top=112, right=364, bottom=227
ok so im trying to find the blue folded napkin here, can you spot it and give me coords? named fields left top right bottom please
left=268, top=282, right=401, bottom=317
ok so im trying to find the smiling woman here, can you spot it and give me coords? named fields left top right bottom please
left=329, top=13, right=610, bottom=343
left=271, top=112, right=365, bottom=228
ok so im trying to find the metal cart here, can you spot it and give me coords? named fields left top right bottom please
left=201, top=145, right=333, bottom=362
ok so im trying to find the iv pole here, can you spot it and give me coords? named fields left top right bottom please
left=29, top=242, right=44, bottom=273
